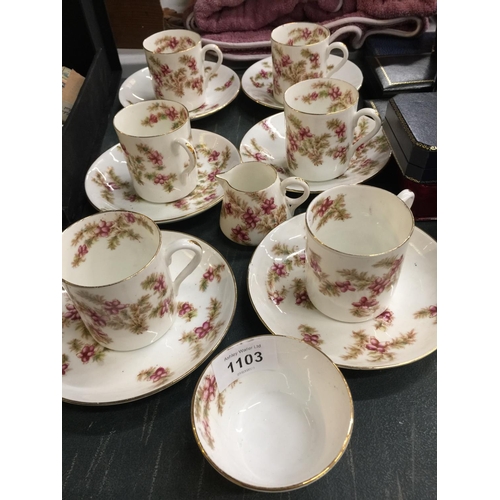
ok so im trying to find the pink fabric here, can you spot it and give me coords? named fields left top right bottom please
left=193, top=0, right=436, bottom=33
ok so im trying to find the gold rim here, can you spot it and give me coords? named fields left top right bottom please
left=271, top=22, right=329, bottom=47
left=190, top=335, right=354, bottom=492
left=305, top=185, right=415, bottom=257
left=284, top=78, right=358, bottom=116
left=246, top=219, right=437, bottom=370
left=62, top=210, right=161, bottom=289
left=143, top=29, right=201, bottom=55
left=113, top=100, right=189, bottom=138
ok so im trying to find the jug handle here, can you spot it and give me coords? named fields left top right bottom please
left=174, top=138, right=197, bottom=184
left=281, top=177, right=310, bottom=214
left=164, top=239, right=203, bottom=295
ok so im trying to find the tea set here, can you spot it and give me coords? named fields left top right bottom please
left=62, top=23, right=437, bottom=492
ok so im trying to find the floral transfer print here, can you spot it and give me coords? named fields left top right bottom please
left=341, top=328, right=417, bottom=363
left=214, top=75, right=235, bottom=92
left=200, top=264, right=226, bottom=292
left=286, top=113, right=351, bottom=170
left=148, top=48, right=204, bottom=99
left=153, top=35, right=196, bottom=54
left=63, top=298, right=108, bottom=365
left=137, top=365, right=174, bottom=387
left=298, top=324, right=324, bottom=348
left=140, top=101, right=188, bottom=129
left=220, top=189, right=288, bottom=245
left=68, top=271, right=175, bottom=345
left=414, top=305, right=437, bottom=323
left=297, top=80, right=355, bottom=113
left=92, top=143, right=233, bottom=211
left=283, top=26, right=326, bottom=46
left=69, top=211, right=154, bottom=268
left=309, top=193, right=351, bottom=230
left=193, top=374, right=239, bottom=450
left=308, top=247, right=405, bottom=319
left=180, top=298, right=225, bottom=360
left=272, top=44, right=323, bottom=98
left=242, top=116, right=390, bottom=179
left=121, top=141, right=180, bottom=191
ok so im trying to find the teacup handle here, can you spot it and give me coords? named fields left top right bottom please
left=344, top=109, right=382, bottom=169
left=174, top=138, right=197, bottom=183
left=398, top=189, right=415, bottom=209
left=280, top=177, right=310, bottom=215
left=325, top=41, right=349, bottom=76
left=201, top=44, right=223, bottom=90
left=164, top=239, right=203, bottom=295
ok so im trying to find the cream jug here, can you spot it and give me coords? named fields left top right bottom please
left=216, top=161, right=310, bottom=246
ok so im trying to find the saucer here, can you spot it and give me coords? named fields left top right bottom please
left=248, top=214, right=437, bottom=370
left=62, top=230, right=237, bottom=405
left=241, top=55, right=363, bottom=110
left=119, top=63, right=240, bottom=120
left=85, top=129, right=241, bottom=224
left=240, top=112, right=391, bottom=193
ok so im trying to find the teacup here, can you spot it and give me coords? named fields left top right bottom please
left=143, top=29, right=223, bottom=111
left=62, top=211, right=202, bottom=351
left=191, top=334, right=353, bottom=491
left=216, top=162, right=310, bottom=246
left=271, top=22, right=349, bottom=105
left=305, top=186, right=415, bottom=322
left=113, top=99, right=197, bottom=203
left=284, top=78, right=382, bottom=182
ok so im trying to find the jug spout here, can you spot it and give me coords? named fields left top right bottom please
left=215, top=172, right=231, bottom=187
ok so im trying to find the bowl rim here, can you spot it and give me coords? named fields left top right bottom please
left=190, top=333, right=354, bottom=492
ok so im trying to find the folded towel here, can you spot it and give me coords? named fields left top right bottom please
left=161, top=0, right=436, bottom=60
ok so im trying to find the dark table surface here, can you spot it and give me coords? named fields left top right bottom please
left=62, top=58, right=437, bottom=499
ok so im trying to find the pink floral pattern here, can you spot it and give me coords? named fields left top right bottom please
left=69, top=212, right=155, bottom=268
left=180, top=298, right=225, bottom=360
left=341, top=328, right=417, bottom=363
left=148, top=41, right=205, bottom=99
left=193, top=373, right=239, bottom=450
left=137, top=365, right=174, bottom=387
left=66, top=270, right=175, bottom=346
left=220, top=187, right=288, bottom=246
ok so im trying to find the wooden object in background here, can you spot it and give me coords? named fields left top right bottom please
left=105, top=0, right=164, bottom=48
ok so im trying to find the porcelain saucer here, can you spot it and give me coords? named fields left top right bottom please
left=119, top=63, right=240, bottom=120
left=247, top=214, right=437, bottom=370
left=240, top=112, right=391, bottom=193
left=85, top=129, right=241, bottom=224
left=62, top=230, right=237, bottom=405
left=241, top=55, right=363, bottom=110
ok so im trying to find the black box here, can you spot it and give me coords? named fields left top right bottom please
left=382, top=92, right=437, bottom=183
left=62, top=0, right=122, bottom=229
left=362, top=31, right=437, bottom=98
left=381, top=92, right=437, bottom=220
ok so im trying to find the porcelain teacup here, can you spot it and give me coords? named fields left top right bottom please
left=284, top=78, right=382, bottom=182
left=216, top=162, right=310, bottom=246
left=305, top=185, right=415, bottom=322
left=191, top=334, right=353, bottom=491
left=62, top=211, right=202, bottom=351
left=114, top=99, right=198, bottom=203
left=271, top=22, right=349, bottom=105
left=143, top=29, right=223, bottom=111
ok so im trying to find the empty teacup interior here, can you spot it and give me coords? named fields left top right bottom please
left=218, top=162, right=277, bottom=192
left=113, top=100, right=188, bottom=137
left=271, top=22, right=329, bottom=46
left=143, top=29, right=200, bottom=54
left=192, top=335, right=353, bottom=491
left=62, top=211, right=160, bottom=287
left=307, top=186, right=414, bottom=256
left=285, top=78, right=357, bottom=114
